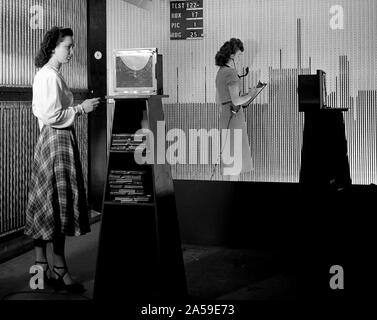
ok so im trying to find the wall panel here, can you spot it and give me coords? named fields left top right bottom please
left=0, top=0, right=87, bottom=88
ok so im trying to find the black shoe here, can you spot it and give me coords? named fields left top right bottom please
left=52, top=265, right=86, bottom=294
left=35, top=261, right=54, bottom=287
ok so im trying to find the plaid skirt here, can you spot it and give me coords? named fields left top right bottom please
left=24, top=125, right=90, bottom=241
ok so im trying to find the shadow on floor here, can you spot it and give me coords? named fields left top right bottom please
left=0, top=222, right=100, bottom=300
left=182, top=245, right=296, bottom=300
left=0, top=221, right=296, bottom=300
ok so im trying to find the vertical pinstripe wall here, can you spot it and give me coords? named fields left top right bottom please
left=0, top=0, right=87, bottom=88
left=0, top=102, right=38, bottom=236
left=107, top=0, right=377, bottom=184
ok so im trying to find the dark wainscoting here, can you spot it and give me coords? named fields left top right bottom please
left=174, top=181, right=376, bottom=248
left=174, top=180, right=302, bottom=248
left=173, top=180, right=376, bottom=298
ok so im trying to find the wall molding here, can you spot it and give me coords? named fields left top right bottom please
left=0, top=87, right=90, bottom=102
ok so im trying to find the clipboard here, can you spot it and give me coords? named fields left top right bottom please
left=242, top=82, right=267, bottom=108
left=221, top=81, right=267, bottom=109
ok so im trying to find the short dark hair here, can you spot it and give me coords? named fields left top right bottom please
left=215, top=38, right=244, bottom=66
left=35, top=26, right=73, bottom=68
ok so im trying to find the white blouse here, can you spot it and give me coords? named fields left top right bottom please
left=32, top=64, right=82, bottom=131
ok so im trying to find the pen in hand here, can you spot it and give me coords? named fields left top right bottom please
left=256, top=80, right=267, bottom=88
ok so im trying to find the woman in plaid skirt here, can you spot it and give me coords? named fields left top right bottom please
left=24, top=26, right=100, bottom=293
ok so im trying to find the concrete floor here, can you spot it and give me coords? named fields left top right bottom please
left=0, top=221, right=296, bottom=300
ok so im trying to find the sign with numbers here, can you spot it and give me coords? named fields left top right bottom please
left=170, top=0, right=203, bottom=40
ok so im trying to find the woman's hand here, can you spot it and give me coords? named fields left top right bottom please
left=231, top=104, right=241, bottom=113
left=256, top=80, right=267, bottom=88
left=81, top=97, right=101, bottom=113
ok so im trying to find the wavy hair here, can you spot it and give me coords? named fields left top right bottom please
left=215, top=38, right=244, bottom=67
left=35, top=26, right=73, bottom=68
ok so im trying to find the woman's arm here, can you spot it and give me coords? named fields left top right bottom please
left=228, top=84, right=257, bottom=112
left=32, top=73, right=83, bottom=128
